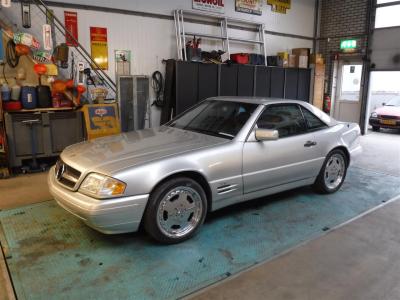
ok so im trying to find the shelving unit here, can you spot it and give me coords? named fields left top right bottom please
left=173, top=9, right=267, bottom=64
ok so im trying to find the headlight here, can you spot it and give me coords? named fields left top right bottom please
left=371, top=112, right=378, bottom=118
left=79, top=173, right=126, bottom=198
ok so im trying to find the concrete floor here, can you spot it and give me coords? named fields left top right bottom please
left=0, top=130, right=399, bottom=300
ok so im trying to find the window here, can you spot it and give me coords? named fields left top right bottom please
left=300, top=107, right=327, bottom=131
left=375, top=4, right=400, bottom=28
left=169, top=100, right=257, bottom=139
left=257, top=105, right=307, bottom=138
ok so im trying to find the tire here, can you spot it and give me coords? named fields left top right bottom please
left=313, top=149, right=348, bottom=194
left=143, top=177, right=207, bottom=244
left=372, top=126, right=380, bottom=132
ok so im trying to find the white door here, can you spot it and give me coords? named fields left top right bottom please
left=334, top=61, right=363, bottom=123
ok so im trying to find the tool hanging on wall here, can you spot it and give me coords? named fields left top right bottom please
left=6, top=40, right=19, bottom=68
left=46, top=9, right=57, bottom=46
left=1, top=0, right=11, bottom=7
left=21, top=2, right=31, bottom=28
left=42, top=24, right=52, bottom=51
left=77, top=62, right=85, bottom=85
left=53, top=43, right=69, bottom=69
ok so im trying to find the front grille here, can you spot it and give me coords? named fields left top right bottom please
left=380, top=115, right=400, bottom=120
left=55, top=160, right=81, bottom=189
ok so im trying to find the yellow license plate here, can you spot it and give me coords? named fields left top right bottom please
left=380, top=119, right=396, bottom=125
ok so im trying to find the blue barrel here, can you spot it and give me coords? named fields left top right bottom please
left=20, top=86, right=37, bottom=109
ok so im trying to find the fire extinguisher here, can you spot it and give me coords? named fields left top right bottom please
left=323, top=94, right=331, bottom=114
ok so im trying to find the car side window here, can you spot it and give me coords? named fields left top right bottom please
left=256, top=104, right=307, bottom=138
left=300, top=107, right=328, bottom=131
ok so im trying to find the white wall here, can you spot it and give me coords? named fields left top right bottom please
left=3, top=0, right=315, bottom=125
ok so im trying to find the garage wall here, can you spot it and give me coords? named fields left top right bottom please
left=3, top=0, right=316, bottom=125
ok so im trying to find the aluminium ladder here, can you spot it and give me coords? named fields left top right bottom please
left=174, top=9, right=267, bottom=65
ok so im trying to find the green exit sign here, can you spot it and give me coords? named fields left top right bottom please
left=340, top=39, right=357, bottom=50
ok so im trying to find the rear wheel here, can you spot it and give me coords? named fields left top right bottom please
left=143, top=177, right=207, bottom=244
left=372, top=126, right=380, bottom=132
left=313, top=149, right=348, bottom=194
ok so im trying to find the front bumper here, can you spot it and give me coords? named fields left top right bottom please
left=369, top=117, right=400, bottom=129
left=48, top=167, right=149, bottom=234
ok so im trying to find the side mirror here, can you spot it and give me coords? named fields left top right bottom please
left=255, top=129, right=279, bottom=141
left=382, top=102, right=386, bottom=106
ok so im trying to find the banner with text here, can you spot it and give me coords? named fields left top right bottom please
left=64, top=11, right=78, bottom=46
left=193, top=0, right=225, bottom=14
left=90, top=27, right=108, bottom=70
left=236, top=0, right=262, bottom=15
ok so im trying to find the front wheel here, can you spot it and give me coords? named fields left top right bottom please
left=143, top=177, right=207, bottom=244
left=313, top=149, right=348, bottom=194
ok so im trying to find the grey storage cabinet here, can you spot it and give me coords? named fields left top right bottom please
left=5, top=110, right=84, bottom=168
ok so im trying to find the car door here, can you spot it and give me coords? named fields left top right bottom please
left=242, top=104, right=321, bottom=195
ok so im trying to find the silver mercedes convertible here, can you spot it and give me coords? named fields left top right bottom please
left=48, top=97, right=362, bottom=243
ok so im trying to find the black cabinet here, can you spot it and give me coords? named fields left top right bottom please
left=198, top=63, right=219, bottom=102
left=176, top=61, right=199, bottom=114
left=255, top=66, right=271, bottom=97
left=172, top=61, right=311, bottom=119
left=220, top=64, right=238, bottom=96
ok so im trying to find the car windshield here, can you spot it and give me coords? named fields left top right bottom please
left=386, top=96, right=400, bottom=107
left=168, top=100, right=257, bottom=139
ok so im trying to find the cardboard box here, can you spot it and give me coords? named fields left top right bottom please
left=292, top=48, right=310, bottom=68
left=310, top=53, right=324, bottom=65
left=277, top=52, right=289, bottom=67
left=288, top=54, right=296, bottom=68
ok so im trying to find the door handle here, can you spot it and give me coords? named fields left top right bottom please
left=304, top=141, right=317, bottom=147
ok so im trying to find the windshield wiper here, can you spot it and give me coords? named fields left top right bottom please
left=184, top=127, right=232, bottom=139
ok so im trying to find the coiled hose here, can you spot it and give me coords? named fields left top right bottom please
left=151, top=71, right=164, bottom=107
left=6, top=40, right=19, bottom=68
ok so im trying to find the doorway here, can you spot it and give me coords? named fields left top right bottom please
left=333, top=60, right=363, bottom=123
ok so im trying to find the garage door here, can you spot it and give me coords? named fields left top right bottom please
left=370, top=2, right=400, bottom=70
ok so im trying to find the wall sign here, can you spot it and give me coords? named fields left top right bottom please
left=267, top=0, right=290, bottom=14
left=115, top=50, right=131, bottom=76
left=236, top=0, right=262, bottom=16
left=193, top=0, right=225, bottom=14
left=340, top=39, right=358, bottom=52
left=82, top=104, right=121, bottom=140
left=90, top=27, right=108, bottom=70
left=64, top=11, right=78, bottom=46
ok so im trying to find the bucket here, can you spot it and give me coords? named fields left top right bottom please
left=11, top=85, right=21, bottom=101
left=36, top=85, right=52, bottom=108
left=20, top=86, right=37, bottom=109
left=1, top=84, right=11, bottom=101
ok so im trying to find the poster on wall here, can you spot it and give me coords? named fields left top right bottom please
left=115, top=50, right=131, bottom=76
left=236, top=0, right=262, bottom=16
left=193, top=0, right=225, bottom=14
left=267, top=0, right=291, bottom=14
left=90, top=27, right=108, bottom=70
left=64, top=11, right=78, bottom=46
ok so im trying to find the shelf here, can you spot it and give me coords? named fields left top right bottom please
left=7, top=107, right=75, bottom=113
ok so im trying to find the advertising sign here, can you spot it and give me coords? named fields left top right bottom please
left=236, top=0, right=262, bottom=16
left=115, top=50, right=131, bottom=76
left=90, top=27, right=108, bottom=70
left=81, top=104, right=121, bottom=140
left=267, top=0, right=291, bottom=14
left=64, top=11, right=78, bottom=46
left=193, top=0, right=225, bottom=14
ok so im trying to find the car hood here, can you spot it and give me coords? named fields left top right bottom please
left=375, top=106, right=400, bottom=117
left=61, top=126, right=228, bottom=174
